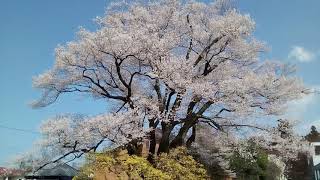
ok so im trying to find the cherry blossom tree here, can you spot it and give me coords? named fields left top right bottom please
left=26, top=0, right=309, bottom=170
left=191, top=120, right=310, bottom=177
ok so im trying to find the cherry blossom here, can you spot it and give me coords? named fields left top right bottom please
left=25, top=0, right=309, bottom=170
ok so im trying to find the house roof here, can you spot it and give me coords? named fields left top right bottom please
left=28, top=163, right=78, bottom=177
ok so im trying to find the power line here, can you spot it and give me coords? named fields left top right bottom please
left=0, top=124, right=40, bottom=134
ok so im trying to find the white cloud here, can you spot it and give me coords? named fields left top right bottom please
left=286, top=85, right=320, bottom=135
left=285, top=93, right=316, bottom=120
left=297, top=119, right=320, bottom=135
left=288, top=46, right=315, bottom=62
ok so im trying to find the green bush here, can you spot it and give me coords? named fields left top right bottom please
left=73, top=147, right=208, bottom=180
left=155, top=147, right=208, bottom=180
left=228, top=143, right=281, bottom=180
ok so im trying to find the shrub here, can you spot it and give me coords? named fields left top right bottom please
left=155, top=147, right=208, bottom=180
left=73, top=147, right=208, bottom=180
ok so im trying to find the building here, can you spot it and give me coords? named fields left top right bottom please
left=311, top=142, right=320, bottom=180
left=25, top=163, right=78, bottom=180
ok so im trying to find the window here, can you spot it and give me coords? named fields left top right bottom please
left=315, top=146, right=320, bottom=155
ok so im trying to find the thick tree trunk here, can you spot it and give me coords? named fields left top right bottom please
left=169, top=127, right=188, bottom=148
left=147, top=120, right=157, bottom=162
left=170, top=101, right=212, bottom=148
left=157, top=122, right=174, bottom=154
left=170, top=118, right=196, bottom=148
left=147, top=118, right=161, bottom=161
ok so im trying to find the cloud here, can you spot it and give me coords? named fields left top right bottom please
left=285, top=93, right=316, bottom=120
left=286, top=85, right=320, bottom=135
left=288, top=46, right=315, bottom=62
left=298, top=119, right=320, bottom=134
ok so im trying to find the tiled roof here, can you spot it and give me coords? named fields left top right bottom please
left=29, top=163, right=78, bottom=177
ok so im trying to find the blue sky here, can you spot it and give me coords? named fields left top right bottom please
left=0, top=0, right=320, bottom=166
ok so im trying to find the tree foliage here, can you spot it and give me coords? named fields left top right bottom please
left=228, top=142, right=270, bottom=179
left=154, top=147, right=208, bottom=180
left=284, top=126, right=317, bottom=180
left=190, top=124, right=304, bottom=179
left=73, top=147, right=207, bottom=180
left=227, top=141, right=288, bottom=180
left=20, top=0, right=310, bottom=170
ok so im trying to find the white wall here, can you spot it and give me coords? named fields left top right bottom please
left=311, top=142, right=320, bottom=166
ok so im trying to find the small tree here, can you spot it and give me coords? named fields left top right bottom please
left=190, top=123, right=306, bottom=179
left=228, top=143, right=270, bottom=180
left=22, top=0, right=309, bottom=170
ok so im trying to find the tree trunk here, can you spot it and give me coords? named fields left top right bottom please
left=147, top=120, right=157, bottom=162
left=186, top=125, right=196, bottom=148
left=170, top=118, right=196, bottom=148
left=147, top=119, right=158, bottom=162
left=157, top=122, right=174, bottom=154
